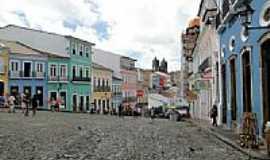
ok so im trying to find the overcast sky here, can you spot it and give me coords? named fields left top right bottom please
left=0, top=0, right=200, bottom=71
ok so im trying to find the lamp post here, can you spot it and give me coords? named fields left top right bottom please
left=239, top=3, right=270, bottom=34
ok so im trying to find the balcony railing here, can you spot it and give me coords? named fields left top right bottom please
left=9, top=71, right=46, bottom=79
left=48, top=76, right=68, bottom=82
left=94, top=86, right=111, bottom=92
left=72, top=76, right=91, bottom=82
left=122, top=97, right=137, bottom=103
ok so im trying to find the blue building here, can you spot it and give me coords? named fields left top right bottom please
left=112, top=76, right=123, bottom=112
left=218, top=0, right=270, bottom=136
left=0, top=40, right=49, bottom=109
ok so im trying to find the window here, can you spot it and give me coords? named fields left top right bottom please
left=0, top=58, right=4, bottom=73
left=79, top=44, right=83, bottom=56
left=60, top=65, right=67, bottom=78
left=10, top=61, right=19, bottom=71
left=72, top=42, right=76, bottom=55
left=79, top=66, right=83, bottom=78
left=73, top=66, right=77, bottom=78
left=50, top=64, right=57, bottom=77
left=36, top=63, right=44, bottom=73
left=98, top=78, right=101, bottom=87
left=85, top=67, right=90, bottom=78
left=102, top=79, right=105, bottom=87
left=106, top=80, right=109, bottom=87
left=85, top=46, right=89, bottom=57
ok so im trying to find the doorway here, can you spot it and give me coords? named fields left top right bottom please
left=23, top=86, right=31, bottom=97
left=60, top=92, right=66, bottom=109
left=222, top=64, right=227, bottom=124
left=36, top=86, right=43, bottom=107
left=230, top=58, right=237, bottom=121
left=242, top=51, right=252, bottom=112
left=73, top=95, right=77, bottom=112
left=80, top=96, right=84, bottom=112
left=261, top=39, right=270, bottom=125
left=0, top=82, right=4, bottom=96
left=23, top=62, right=32, bottom=77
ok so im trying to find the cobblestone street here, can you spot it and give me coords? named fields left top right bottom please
left=0, top=112, right=249, bottom=160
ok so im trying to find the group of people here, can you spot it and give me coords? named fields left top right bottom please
left=2, top=91, right=40, bottom=116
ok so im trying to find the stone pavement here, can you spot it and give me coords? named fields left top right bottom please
left=190, top=119, right=270, bottom=160
left=0, top=112, right=249, bottom=160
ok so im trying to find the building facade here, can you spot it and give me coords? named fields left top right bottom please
left=0, top=25, right=94, bottom=112
left=190, top=0, right=220, bottom=123
left=218, top=0, right=270, bottom=136
left=112, top=76, right=123, bottom=112
left=0, top=40, right=48, bottom=109
left=92, top=63, right=112, bottom=114
left=0, top=44, right=9, bottom=96
left=120, top=56, right=137, bottom=109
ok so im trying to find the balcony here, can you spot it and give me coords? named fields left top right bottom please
left=72, top=76, right=91, bottom=82
left=48, top=76, right=68, bottom=82
left=9, top=71, right=46, bottom=79
left=94, top=86, right=111, bottom=92
left=122, top=97, right=137, bottom=103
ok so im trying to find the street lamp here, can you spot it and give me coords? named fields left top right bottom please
left=239, top=3, right=270, bottom=33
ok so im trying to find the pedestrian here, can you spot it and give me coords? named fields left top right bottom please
left=56, top=96, right=62, bottom=112
left=8, top=94, right=16, bottom=113
left=210, top=104, right=218, bottom=127
left=50, top=97, right=56, bottom=112
left=32, top=94, right=38, bottom=116
left=118, top=104, right=122, bottom=117
left=150, top=108, right=155, bottom=120
left=21, top=93, right=26, bottom=114
left=24, top=92, right=31, bottom=117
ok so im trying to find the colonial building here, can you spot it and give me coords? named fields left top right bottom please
left=189, top=0, right=220, bottom=123
left=120, top=56, right=137, bottom=109
left=0, top=40, right=49, bottom=109
left=217, top=0, right=270, bottom=136
left=93, top=49, right=123, bottom=113
left=180, top=18, right=200, bottom=102
left=0, top=25, right=94, bottom=112
left=92, top=63, right=113, bottom=114
left=0, top=43, right=9, bottom=96
left=112, top=76, right=123, bottom=111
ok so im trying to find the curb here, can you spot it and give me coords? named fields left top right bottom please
left=191, top=121, right=270, bottom=160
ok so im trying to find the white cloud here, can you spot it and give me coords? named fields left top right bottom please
left=0, top=0, right=200, bottom=71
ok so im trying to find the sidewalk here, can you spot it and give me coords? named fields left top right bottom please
left=190, top=119, right=270, bottom=160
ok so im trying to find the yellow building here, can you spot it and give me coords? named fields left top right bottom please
left=92, top=63, right=113, bottom=114
left=0, top=44, right=9, bottom=96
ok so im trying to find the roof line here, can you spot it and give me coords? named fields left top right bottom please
left=2, top=24, right=95, bottom=46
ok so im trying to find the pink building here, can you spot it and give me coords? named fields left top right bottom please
left=120, top=56, right=137, bottom=110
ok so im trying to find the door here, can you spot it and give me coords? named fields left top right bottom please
left=36, top=87, right=43, bottom=107
left=0, top=82, right=4, bottom=96
left=261, top=40, right=270, bottom=126
left=23, top=86, right=31, bottom=97
left=86, top=96, right=90, bottom=111
left=73, top=95, right=77, bottom=112
left=23, top=62, right=32, bottom=77
left=230, top=58, right=237, bottom=121
left=50, top=92, right=57, bottom=101
left=80, top=96, right=84, bottom=112
left=222, top=64, right=227, bottom=124
left=10, top=86, right=19, bottom=97
left=242, top=51, right=252, bottom=112
left=60, top=92, right=66, bottom=109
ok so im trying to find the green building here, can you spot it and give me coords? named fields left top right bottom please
left=0, top=25, right=95, bottom=112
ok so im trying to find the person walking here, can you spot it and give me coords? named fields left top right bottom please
left=50, top=98, right=56, bottom=112
left=32, top=94, right=38, bottom=116
left=150, top=108, right=155, bottom=121
left=21, top=93, right=26, bottom=114
left=8, top=94, right=16, bottom=113
left=24, top=92, right=31, bottom=117
left=210, top=104, right=218, bottom=127
left=118, top=104, right=122, bottom=117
